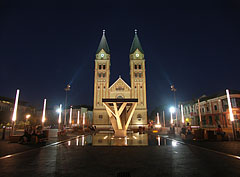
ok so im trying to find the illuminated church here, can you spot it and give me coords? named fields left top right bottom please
left=93, top=30, right=147, bottom=129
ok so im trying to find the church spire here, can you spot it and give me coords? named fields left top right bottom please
left=130, top=29, right=144, bottom=54
left=96, top=30, right=110, bottom=54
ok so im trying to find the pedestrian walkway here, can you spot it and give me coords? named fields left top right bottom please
left=169, top=134, right=240, bottom=156
left=0, top=129, right=77, bottom=157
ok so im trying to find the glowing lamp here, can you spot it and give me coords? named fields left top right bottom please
left=226, top=89, right=234, bottom=121
left=42, top=99, right=47, bottom=123
left=12, top=89, right=20, bottom=122
left=181, top=104, right=184, bottom=124
left=169, top=106, right=175, bottom=113
left=58, top=104, right=62, bottom=124
left=69, top=106, right=72, bottom=124
left=77, top=110, right=80, bottom=125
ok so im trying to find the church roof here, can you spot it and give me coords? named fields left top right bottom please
left=96, top=30, right=110, bottom=54
left=130, top=30, right=144, bottom=54
left=109, top=76, right=131, bottom=90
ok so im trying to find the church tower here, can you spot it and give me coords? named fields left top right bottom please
left=93, top=30, right=111, bottom=126
left=129, top=30, right=147, bottom=125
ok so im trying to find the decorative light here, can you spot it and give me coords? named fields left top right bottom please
left=83, top=112, right=85, bottom=125
left=226, top=89, right=234, bottom=121
left=12, top=89, right=20, bottom=122
left=69, top=106, right=72, bottom=124
left=58, top=104, right=62, bottom=124
left=181, top=104, right=184, bottom=124
left=42, top=99, right=47, bottom=123
left=77, top=110, right=80, bottom=125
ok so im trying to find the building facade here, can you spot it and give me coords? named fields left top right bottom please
left=181, top=90, right=240, bottom=134
left=0, top=96, right=35, bottom=124
left=93, top=30, right=147, bottom=128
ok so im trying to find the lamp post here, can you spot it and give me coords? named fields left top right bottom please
left=64, top=84, right=71, bottom=126
left=169, top=106, right=175, bottom=125
left=226, top=89, right=236, bottom=140
left=171, top=85, right=177, bottom=125
left=12, top=89, right=20, bottom=135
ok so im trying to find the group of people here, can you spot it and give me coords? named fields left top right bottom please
left=19, top=125, right=46, bottom=144
left=180, top=123, right=192, bottom=136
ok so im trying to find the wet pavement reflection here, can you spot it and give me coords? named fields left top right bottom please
left=63, top=133, right=178, bottom=147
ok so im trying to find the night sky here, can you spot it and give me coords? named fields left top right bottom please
left=1, top=0, right=240, bottom=111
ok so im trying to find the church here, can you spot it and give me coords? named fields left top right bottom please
left=93, top=30, right=147, bottom=129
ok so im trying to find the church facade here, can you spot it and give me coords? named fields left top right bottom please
left=93, top=30, right=147, bottom=129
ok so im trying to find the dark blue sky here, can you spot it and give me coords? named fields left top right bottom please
left=1, top=0, right=240, bottom=111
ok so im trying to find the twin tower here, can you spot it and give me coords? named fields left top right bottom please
left=93, top=30, right=147, bottom=129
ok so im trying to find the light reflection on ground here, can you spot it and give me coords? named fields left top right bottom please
left=64, top=133, right=176, bottom=147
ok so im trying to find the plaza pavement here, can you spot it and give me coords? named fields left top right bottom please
left=0, top=132, right=240, bottom=176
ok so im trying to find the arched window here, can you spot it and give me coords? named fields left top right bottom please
left=117, top=95, right=124, bottom=99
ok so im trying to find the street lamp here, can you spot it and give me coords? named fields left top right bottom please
left=169, top=106, right=175, bottom=125
left=25, top=114, right=31, bottom=127
left=64, top=84, right=71, bottom=126
left=171, top=85, right=177, bottom=124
